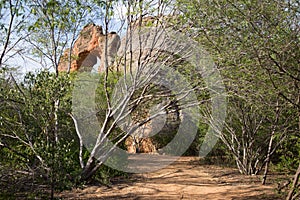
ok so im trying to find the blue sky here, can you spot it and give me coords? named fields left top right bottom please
left=1, top=0, right=175, bottom=79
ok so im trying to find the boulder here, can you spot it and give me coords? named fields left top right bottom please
left=125, top=136, right=157, bottom=154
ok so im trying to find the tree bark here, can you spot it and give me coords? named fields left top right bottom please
left=80, top=158, right=97, bottom=182
left=262, top=100, right=279, bottom=185
left=286, top=163, right=300, bottom=200
left=262, top=133, right=274, bottom=185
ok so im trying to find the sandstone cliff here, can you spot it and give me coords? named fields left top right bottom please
left=58, top=23, right=120, bottom=72
left=59, top=22, right=180, bottom=155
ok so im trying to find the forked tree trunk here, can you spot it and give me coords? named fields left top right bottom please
left=80, top=158, right=98, bottom=182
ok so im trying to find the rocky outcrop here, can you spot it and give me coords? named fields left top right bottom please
left=125, top=122, right=158, bottom=154
left=58, top=23, right=120, bottom=72
left=59, top=22, right=180, bottom=155
left=125, top=137, right=157, bottom=154
left=58, top=23, right=157, bottom=154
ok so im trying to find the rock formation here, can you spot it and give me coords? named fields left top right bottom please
left=58, top=23, right=158, bottom=154
left=58, top=23, right=120, bottom=72
left=124, top=122, right=158, bottom=154
left=58, top=22, right=181, bottom=155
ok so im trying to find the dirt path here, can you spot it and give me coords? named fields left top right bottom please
left=59, top=156, right=281, bottom=200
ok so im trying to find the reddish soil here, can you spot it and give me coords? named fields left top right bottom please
left=58, top=156, right=281, bottom=200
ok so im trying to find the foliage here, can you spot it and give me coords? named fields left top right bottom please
left=1, top=0, right=299, bottom=199
left=0, top=71, right=78, bottom=192
left=277, top=134, right=300, bottom=173
left=0, top=70, right=129, bottom=197
left=0, top=0, right=29, bottom=69
left=176, top=0, right=300, bottom=177
left=27, top=0, right=105, bottom=71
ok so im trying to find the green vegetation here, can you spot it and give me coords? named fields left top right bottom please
left=176, top=0, right=300, bottom=198
left=0, top=71, right=127, bottom=198
left=0, top=0, right=299, bottom=199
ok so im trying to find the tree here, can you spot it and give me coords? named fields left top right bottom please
left=287, top=163, right=300, bottom=200
left=177, top=0, right=299, bottom=183
left=0, top=70, right=78, bottom=197
left=70, top=0, right=219, bottom=180
left=0, top=0, right=226, bottom=197
left=0, top=0, right=29, bottom=71
left=27, top=0, right=98, bottom=73
left=12, top=3, right=104, bottom=196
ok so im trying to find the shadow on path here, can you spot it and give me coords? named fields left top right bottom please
left=58, top=156, right=280, bottom=200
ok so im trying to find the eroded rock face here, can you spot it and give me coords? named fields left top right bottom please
left=59, top=22, right=180, bottom=155
left=58, top=23, right=120, bottom=72
left=125, top=136, right=157, bottom=154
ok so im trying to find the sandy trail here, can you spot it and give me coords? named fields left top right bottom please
left=58, top=156, right=280, bottom=200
